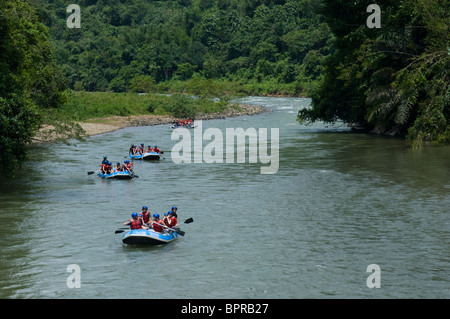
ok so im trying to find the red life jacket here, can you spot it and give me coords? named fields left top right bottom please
left=169, top=217, right=177, bottom=227
left=130, top=219, right=142, bottom=230
left=152, top=220, right=163, bottom=232
left=141, top=212, right=150, bottom=223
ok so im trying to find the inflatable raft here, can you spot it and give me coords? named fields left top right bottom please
left=122, top=229, right=179, bottom=245
left=170, top=124, right=197, bottom=129
left=98, top=170, right=133, bottom=179
left=130, top=151, right=161, bottom=160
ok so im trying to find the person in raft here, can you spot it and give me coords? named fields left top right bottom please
left=140, top=206, right=151, bottom=227
left=138, top=143, right=145, bottom=155
left=170, top=206, right=178, bottom=218
left=100, top=161, right=107, bottom=173
left=151, top=214, right=164, bottom=233
left=123, top=160, right=133, bottom=173
left=163, top=211, right=178, bottom=233
left=115, top=162, right=122, bottom=172
left=162, top=212, right=170, bottom=227
left=129, top=144, right=136, bottom=155
left=100, top=161, right=113, bottom=174
left=152, top=145, right=161, bottom=153
left=99, top=156, right=108, bottom=172
left=167, top=210, right=178, bottom=228
left=123, top=212, right=148, bottom=230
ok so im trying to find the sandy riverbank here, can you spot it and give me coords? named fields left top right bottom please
left=32, top=103, right=269, bottom=143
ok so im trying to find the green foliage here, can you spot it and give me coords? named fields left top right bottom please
left=162, top=94, right=198, bottom=119
left=33, top=0, right=333, bottom=96
left=60, top=91, right=156, bottom=120
left=128, top=75, right=156, bottom=93
left=299, top=0, right=449, bottom=146
left=58, top=91, right=231, bottom=121
left=0, top=0, right=69, bottom=175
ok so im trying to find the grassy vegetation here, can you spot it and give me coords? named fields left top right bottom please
left=60, top=90, right=231, bottom=121
left=57, top=76, right=303, bottom=122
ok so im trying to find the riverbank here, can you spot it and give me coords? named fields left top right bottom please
left=32, top=103, right=269, bottom=143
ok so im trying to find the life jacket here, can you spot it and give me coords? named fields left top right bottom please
left=169, top=217, right=178, bottom=227
left=141, top=212, right=150, bottom=224
left=163, top=217, right=170, bottom=227
left=130, top=219, right=142, bottom=230
left=152, top=220, right=163, bottom=232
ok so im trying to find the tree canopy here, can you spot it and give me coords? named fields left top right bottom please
left=33, top=0, right=334, bottom=94
left=299, top=0, right=449, bottom=146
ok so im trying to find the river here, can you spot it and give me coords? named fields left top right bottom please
left=0, top=96, right=449, bottom=299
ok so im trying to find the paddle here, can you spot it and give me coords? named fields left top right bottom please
left=155, top=222, right=185, bottom=236
left=87, top=171, right=96, bottom=175
left=184, top=217, right=194, bottom=224
left=155, top=217, right=194, bottom=236
left=114, top=217, right=193, bottom=235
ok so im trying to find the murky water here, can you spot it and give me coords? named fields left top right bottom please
left=0, top=97, right=449, bottom=298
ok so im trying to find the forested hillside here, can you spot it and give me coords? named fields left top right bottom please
left=33, top=0, right=334, bottom=95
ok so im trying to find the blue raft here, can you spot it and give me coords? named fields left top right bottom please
left=170, top=124, right=197, bottom=129
left=98, top=170, right=133, bottom=179
left=129, top=151, right=161, bottom=160
left=122, top=229, right=179, bottom=245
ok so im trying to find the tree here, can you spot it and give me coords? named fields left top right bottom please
left=0, top=0, right=71, bottom=175
left=128, top=75, right=156, bottom=93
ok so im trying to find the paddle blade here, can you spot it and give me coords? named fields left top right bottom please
left=176, top=230, right=185, bottom=236
left=87, top=171, right=96, bottom=175
left=115, top=230, right=125, bottom=234
left=184, top=217, right=194, bottom=224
